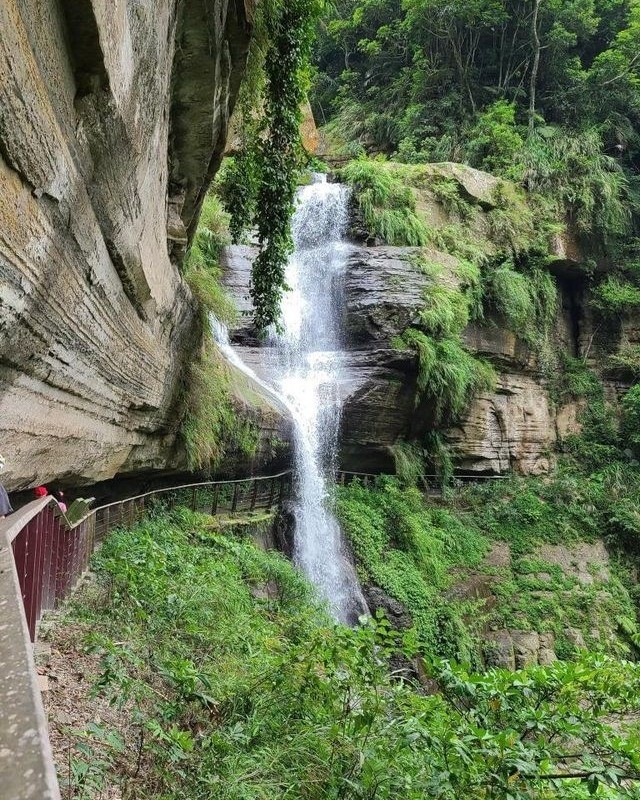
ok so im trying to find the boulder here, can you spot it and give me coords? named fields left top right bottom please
left=364, top=586, right=413, bottom=630
left=483, top=630, right=516, bottom=670
left=511, top=631, right=541, bottom=669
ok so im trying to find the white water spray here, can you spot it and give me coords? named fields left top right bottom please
left=212, top=176, right=367, bottom=624
left=271, top=176, right=367, bottom=624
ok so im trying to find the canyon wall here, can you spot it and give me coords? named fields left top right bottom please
left=0, top=0, right=288, bottom=491
left=223, top=164, right=629, bottom=476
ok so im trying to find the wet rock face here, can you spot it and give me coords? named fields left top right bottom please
left=220, top=160, right=595, bottom=477
left=221, top=238, right=583, bottom=475
left=0, top=0, right=256, bottom=490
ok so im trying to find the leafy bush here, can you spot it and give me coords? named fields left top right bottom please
left=391, top=440, right=426, bottom=487
left=401, top=328, right=497, bottom=422
left=340, top=158, right=430, bottom=245
left=592, top=275, right=640, bottom=316
left=466, top=101, right=525, bottom=176
left=606, top=344, right=640, bottom=379
left=419, top=283, right=471, bottom=337
left=621, top=384, right=640, bottom=453
left=429, top=174, right=472, bottom=219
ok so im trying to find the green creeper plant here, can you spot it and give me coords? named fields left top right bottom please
left=222, top=0, right=325, bottom=332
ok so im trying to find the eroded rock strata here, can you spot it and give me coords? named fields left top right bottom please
left=0, top=0, right=289, bottom=490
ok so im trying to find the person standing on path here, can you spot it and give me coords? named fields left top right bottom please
left=0, top=455, right=13, bottom=519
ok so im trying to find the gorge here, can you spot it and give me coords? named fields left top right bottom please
left=3, top=1, right=640, bottom=797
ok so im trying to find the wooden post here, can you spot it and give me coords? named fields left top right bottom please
left=211, top=485, right=219, bottom=516
left=250, top=480, right=259, bottom=512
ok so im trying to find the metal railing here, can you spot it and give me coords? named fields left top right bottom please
left=6, top=470, right=292, bottom=643
left=336, top=470, right=510, bottom=488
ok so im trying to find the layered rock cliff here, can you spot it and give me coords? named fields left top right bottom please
left=222, top=163, right=630, bottom=476
left=0, top=0, right=288, bottom=491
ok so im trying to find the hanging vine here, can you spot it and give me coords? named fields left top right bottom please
left=220, top=0, right=323, bottom=332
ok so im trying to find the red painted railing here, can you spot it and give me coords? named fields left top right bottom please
left=7, top=471, right=292, bottom=643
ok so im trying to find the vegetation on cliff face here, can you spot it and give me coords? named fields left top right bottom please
left=218, top=0, right=325, bottom=332
left=52, top=511, right=640, bottom=799
left=181, top=193, right=260, bottom=472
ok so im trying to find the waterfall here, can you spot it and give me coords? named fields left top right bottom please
left=213, top=175, right=367, bottom=624
left=271, top=175, right=367, bottom=624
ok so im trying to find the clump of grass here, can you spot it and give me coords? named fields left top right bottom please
left=391, top=441, right=425, bottom=487
left=340, top=158, right=430, bottom=245
left=419, top=284, right=471, bottom=337
left=184, top=193, right=236, bottom=325
left=401, top=329, right=497, bottom=422
left=483, top=257, right=558, bottom=351
left=429, top=175, right=472, bottom=220
left=182, top=341, right=259, bottom=472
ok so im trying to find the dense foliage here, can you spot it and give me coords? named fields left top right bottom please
left=219, top=0, right=324, bottom=332
left=58, top=511, right=640, bottom=799
left=312, top=0, right=640, bottom=198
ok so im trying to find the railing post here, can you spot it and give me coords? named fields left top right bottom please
left=191, top=487, right=197, bottom=511
left=267, top=479, right=276, bottom=509
left=250, top=479, right=258, bottom=512
left=211, top=485, right=219, bottom=515
left=231, top=484, right=239, bottom=513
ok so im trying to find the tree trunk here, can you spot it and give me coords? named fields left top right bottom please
left=528, top=0, right=541, bottom=135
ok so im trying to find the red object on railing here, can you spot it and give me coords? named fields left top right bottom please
left=9, top=504, right=92, bottom=641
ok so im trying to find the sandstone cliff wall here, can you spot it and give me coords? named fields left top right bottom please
left=0, top=0, right=258, bottom=490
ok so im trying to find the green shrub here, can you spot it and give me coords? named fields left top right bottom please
left=591, top=275, right=640, bottom=317
left=522, top=126, right=630, bottom=239
left=340, top=158, right=430, bottom=245
left=466, top=101, right=525, bottom=177
left=486, top=262, right=535, bottom=331
left=401, top=329, right=497, bottom=422
left=621, top=384, right=640, bottom=453
left=337, top=478, right=486, bottom=657
left=607, top=344, right=640, bottom=379
left=429, top=175, right=472, bottom=219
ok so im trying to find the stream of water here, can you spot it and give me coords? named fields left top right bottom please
left=213, top=176, right=367, bottom=624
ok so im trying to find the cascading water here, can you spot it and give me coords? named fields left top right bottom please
left=212, top=176, right=367, bottom=624
left=271, top=176, right=367, bottom=624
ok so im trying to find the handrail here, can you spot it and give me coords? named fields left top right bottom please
left=5, top=469, right=294, bottom=642
left=1, top=497, right=55, bottom=544
left=0, top=468, right=293, bottom=800
left=90, top=469, right=294, bottom=515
